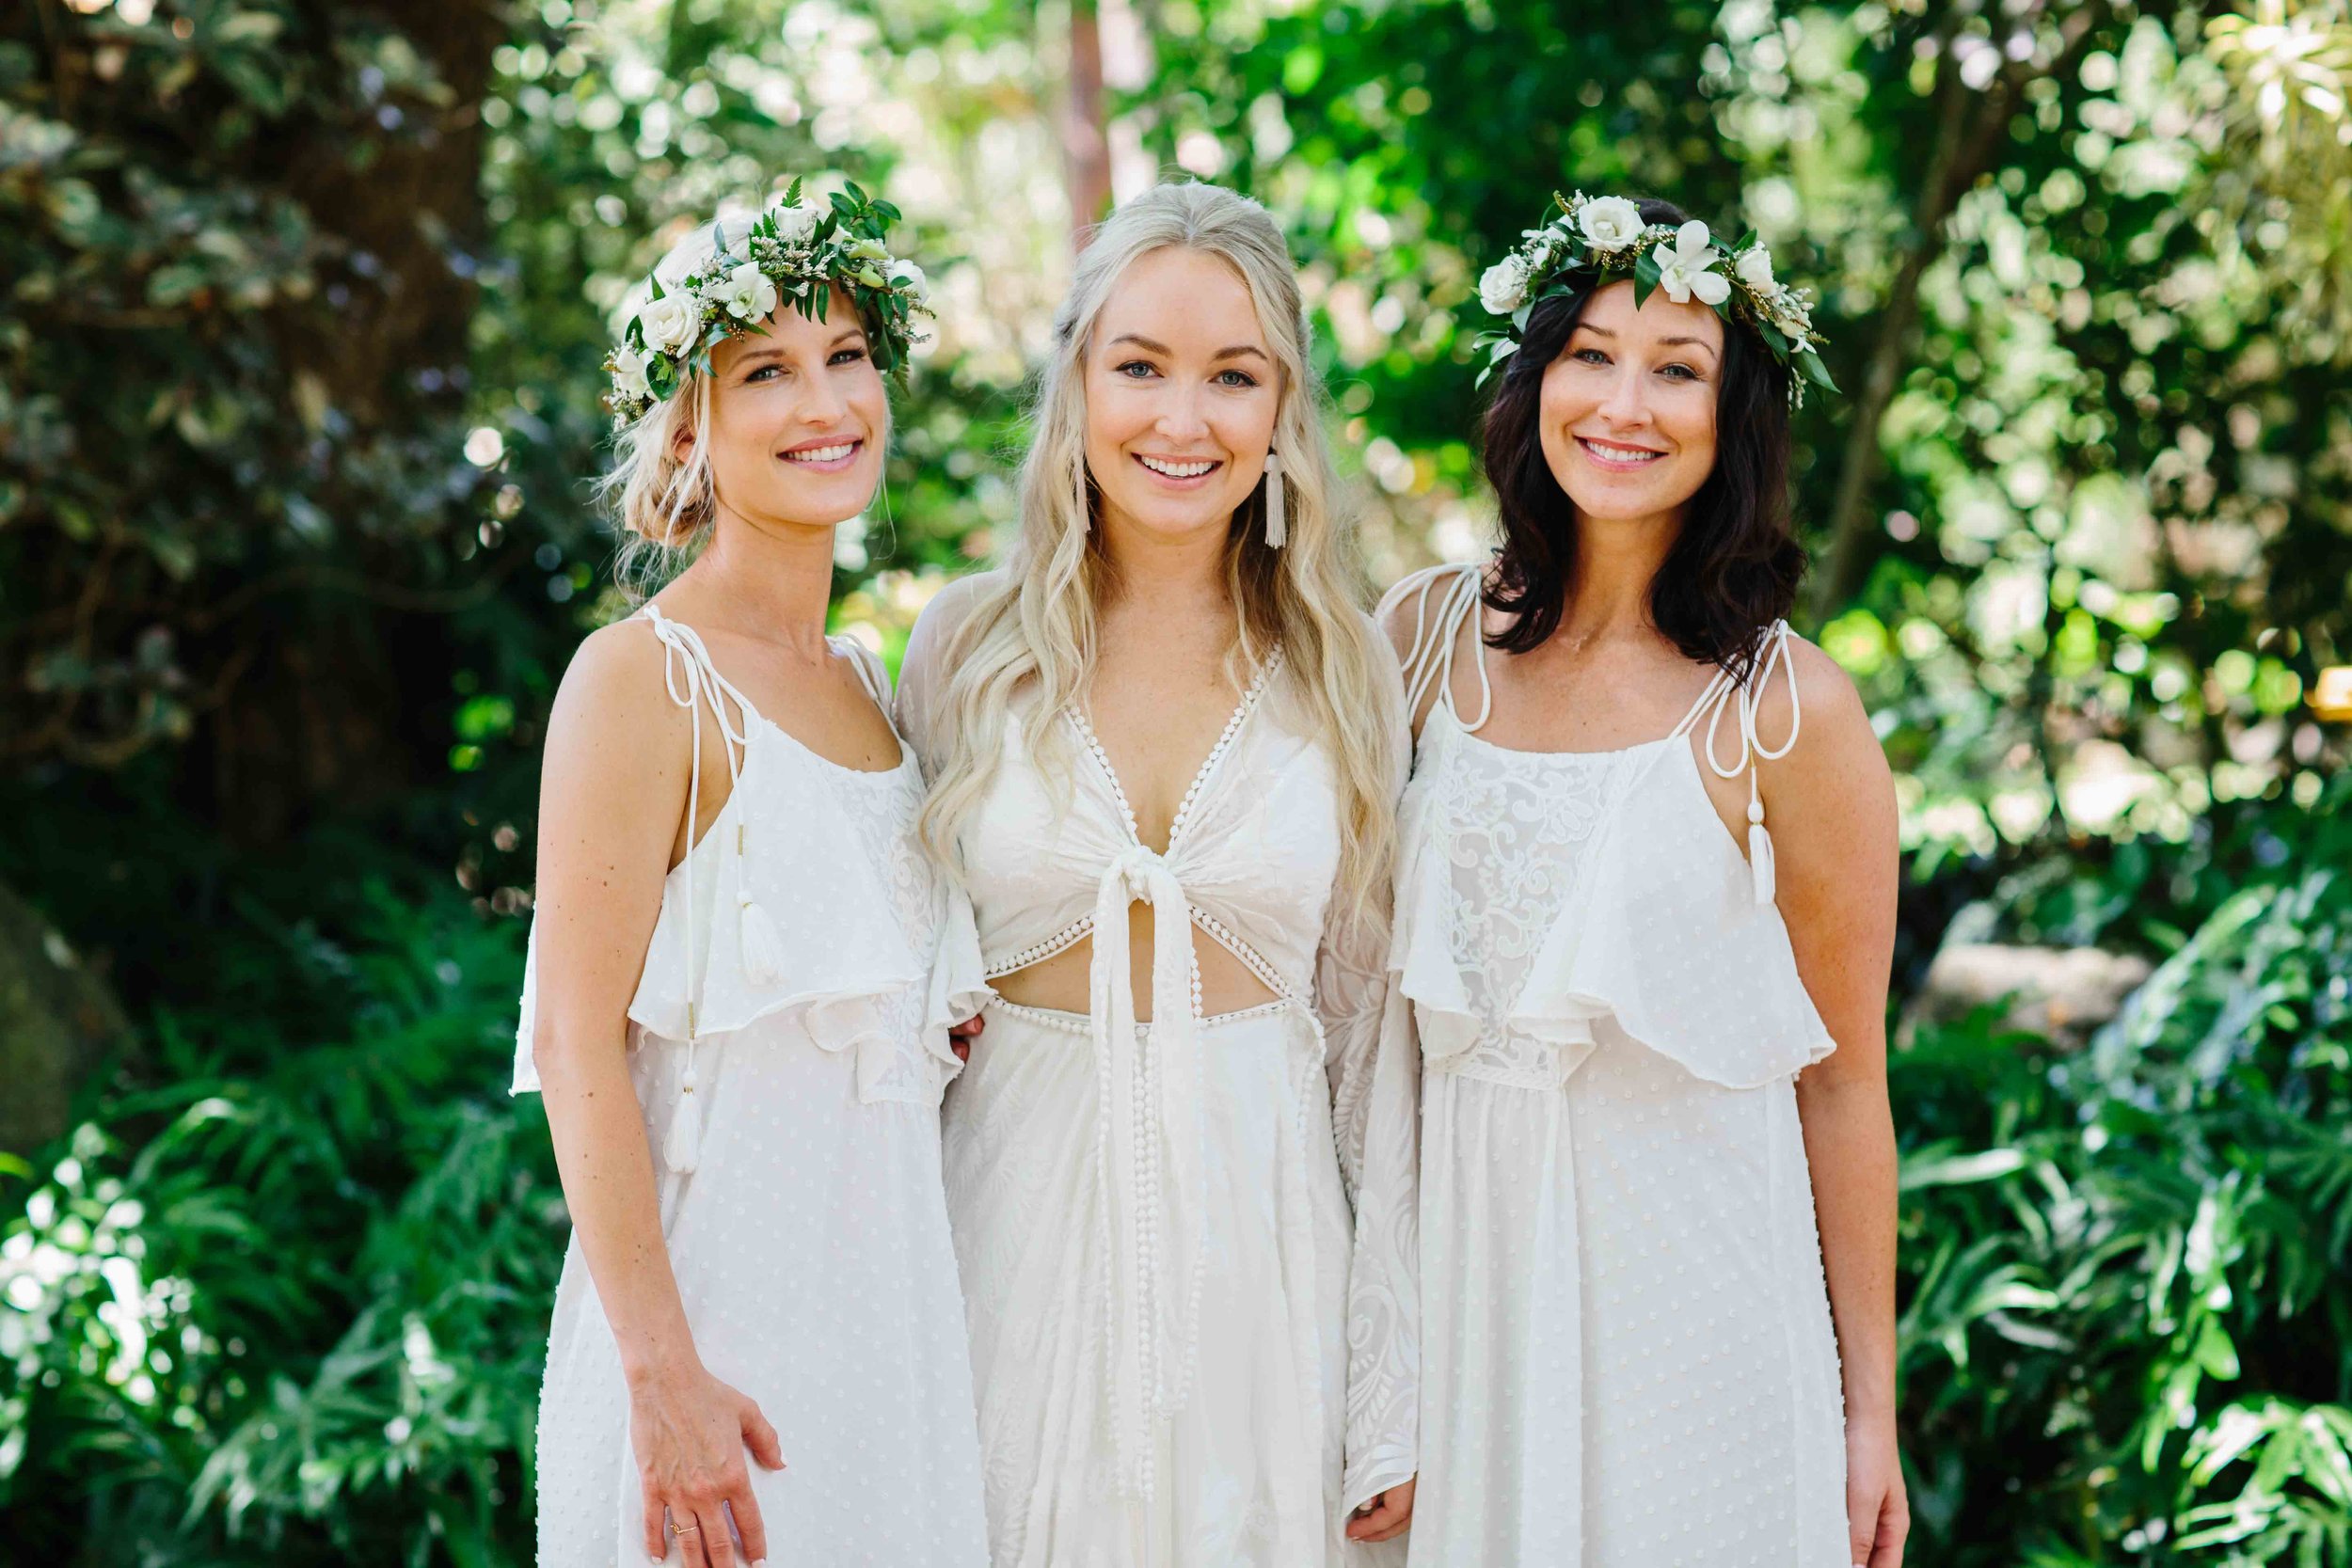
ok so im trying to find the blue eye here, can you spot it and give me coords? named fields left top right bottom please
left=1660, top=363, right=1698, bottom=380
left=1573, top=347, right=1610, bottom=366
left=1115, top=359, right=1159, bottom=379
left=1216, top=369, right=1259, bottom=388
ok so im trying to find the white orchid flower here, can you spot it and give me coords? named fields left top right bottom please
left=1655, top=219, right=1731, bottom=307
left=1734, top=245, right=1776, bottom=293
left=886, top=258, right=929, bottom=306
left=718, top=261, right=778, bottom=322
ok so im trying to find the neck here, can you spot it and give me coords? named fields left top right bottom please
left=1095, top=505, right=1232, bottom=614
left=677, top=507, right=839, bottom=657
left=1556, top=505, right=1681, bottom=644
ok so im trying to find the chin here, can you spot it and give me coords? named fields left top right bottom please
left=1117, top=493, right=1241, bottom=542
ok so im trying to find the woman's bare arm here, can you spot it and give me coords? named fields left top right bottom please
left=1761, top=641, right=1909, bottom=1568
left=532, top=622, right=780, bottom=1568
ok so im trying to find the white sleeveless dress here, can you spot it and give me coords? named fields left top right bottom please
left=513, top=606, right=991, bottom=1567
left=1385, top=565, right=1848, bottom=1568
left=898, top=626, right=1420, bottom=1568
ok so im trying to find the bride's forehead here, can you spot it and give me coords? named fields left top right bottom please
left=1579, top=279, right=1721, bottom=343
left=1097, top=248, right=1264, bottom=344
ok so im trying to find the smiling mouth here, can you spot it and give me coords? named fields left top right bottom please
left=1576, top=436, right=1665, bottom=467
left=780, top=439, right=863, bottom=468
left=1135, top=453, right=1222, bottom=481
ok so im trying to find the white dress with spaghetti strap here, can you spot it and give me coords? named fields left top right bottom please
left=1384, top=564, right=1848, bottom=1568
left=897, top=613, right=1420, bottom=1568
left=513, top=605, right=990, bottom=1567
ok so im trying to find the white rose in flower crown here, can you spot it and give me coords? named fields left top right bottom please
left=1480, top=252, right=1534, bottom=315
left=886, top=258, right=928, bottom=305
left=1734, top=245, right=1776, bottom=293
left=1578, top=196, right=1645, bottom=253
left=717, top=260, right=779, bottom=322
left=770, top=201, right=819, bottom=245
left=639, top=293, right=700, bottom=356
left=611, top=345, right=652, bottom=402
left=1655, top=219, right=1731, bottom=307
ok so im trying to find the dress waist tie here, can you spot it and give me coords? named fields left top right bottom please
left=1088, top=844, right=1209, bottom=1509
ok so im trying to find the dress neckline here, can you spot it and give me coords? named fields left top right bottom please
left=639, top=603, right=912, bottom=781
left=1067, top=645, right=1284, bottom=858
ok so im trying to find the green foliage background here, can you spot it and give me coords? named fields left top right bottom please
left=2, top=0, right=2348, bottom=1563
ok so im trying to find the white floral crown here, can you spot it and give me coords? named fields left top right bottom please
left=605, top=180, right=931, bottom=427
left=1475, top=191, right=1836, bottom=407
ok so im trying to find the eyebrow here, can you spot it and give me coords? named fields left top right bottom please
left=734, top=328, right=866, bottom=363
left=1575, top=324, right=1719, bottom=355
left=1109, top=332, right=1271, bottom=364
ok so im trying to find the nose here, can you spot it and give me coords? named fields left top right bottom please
left=1152, top=382, right=1211, bottom=443
left=798, top=367, right=849, bottom=428
left=1595, top=361, right=1654, bottom=430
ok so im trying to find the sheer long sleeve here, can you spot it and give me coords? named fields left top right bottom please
left=1321, top=640, right=1420, bottom=1526
left=896, top=577, right=994, bottom=1034
left=894, top=584, right=958, bottom=777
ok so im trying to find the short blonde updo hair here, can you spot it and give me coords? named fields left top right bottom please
left=594, top=214, right=746, bottom=598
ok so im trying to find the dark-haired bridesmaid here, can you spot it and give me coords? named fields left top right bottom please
left=1382, top=195, right=1906, bottom=1568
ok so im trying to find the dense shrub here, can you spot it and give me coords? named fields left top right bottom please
left=1896, top=780, right=2352, bottom=1566
left=0, top=844, right=558, bottom=1567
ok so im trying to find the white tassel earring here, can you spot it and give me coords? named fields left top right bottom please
left=1262, top=452, right=1286, bottom=548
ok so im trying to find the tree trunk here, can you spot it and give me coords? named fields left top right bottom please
left=1063, top=0, right=1111, bottom=247
left=0, top=877, right=131, bottom=1154
left=1808, top=0, right=2116, bottom=621
left=197, top=0, right=505, bottom=843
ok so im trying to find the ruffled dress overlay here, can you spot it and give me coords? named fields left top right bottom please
left=512, top=607, right=990, bottom=1568
left=1385, top=566, right=1849, bottom=1568
left=898, top=626, right=1420, bottom=1568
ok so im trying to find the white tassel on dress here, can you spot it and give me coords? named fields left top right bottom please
left=739, top=897, right=785, bottom=984
left=1262, top=452, right=1286, bottom=548
left=737, top=826, right=785, bottom=984
left=1746, top=794, right=1776, bottom=907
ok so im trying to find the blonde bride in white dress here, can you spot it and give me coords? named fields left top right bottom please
left=515, top=196, right=987, bottom=1568
left=898, top=182, right=1421, bottom=1567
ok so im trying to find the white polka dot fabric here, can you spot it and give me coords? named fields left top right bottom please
left=1384, top=564, right=1850, bottom=1568
left=516, top=615, right=989, bottom=1566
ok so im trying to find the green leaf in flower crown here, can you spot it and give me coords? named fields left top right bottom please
left=784, top=176, right=803, bottom=208
left=829, top=191, right=859, bottom=217
left=647, top=274, right=666, bottom=302
left=1632, top=250, right=1660, bottom=309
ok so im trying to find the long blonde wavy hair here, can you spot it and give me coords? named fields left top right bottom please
left=918, top=182, right=1397, bottom=927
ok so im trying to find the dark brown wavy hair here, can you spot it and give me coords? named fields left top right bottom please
left=1479, top=197, right=1804, bottom=680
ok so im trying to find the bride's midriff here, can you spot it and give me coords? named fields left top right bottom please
left=990, top=902, right=1279, bottom=1021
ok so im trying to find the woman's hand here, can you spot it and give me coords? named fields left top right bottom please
left=629, top=1361, right=785, bottom=1567
left=1345, top=1476, right=1416, bottom=1544
left=948, top=1010, right=986, bottom=1063
left=1845, top=1412, right=1909, bottom=1568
